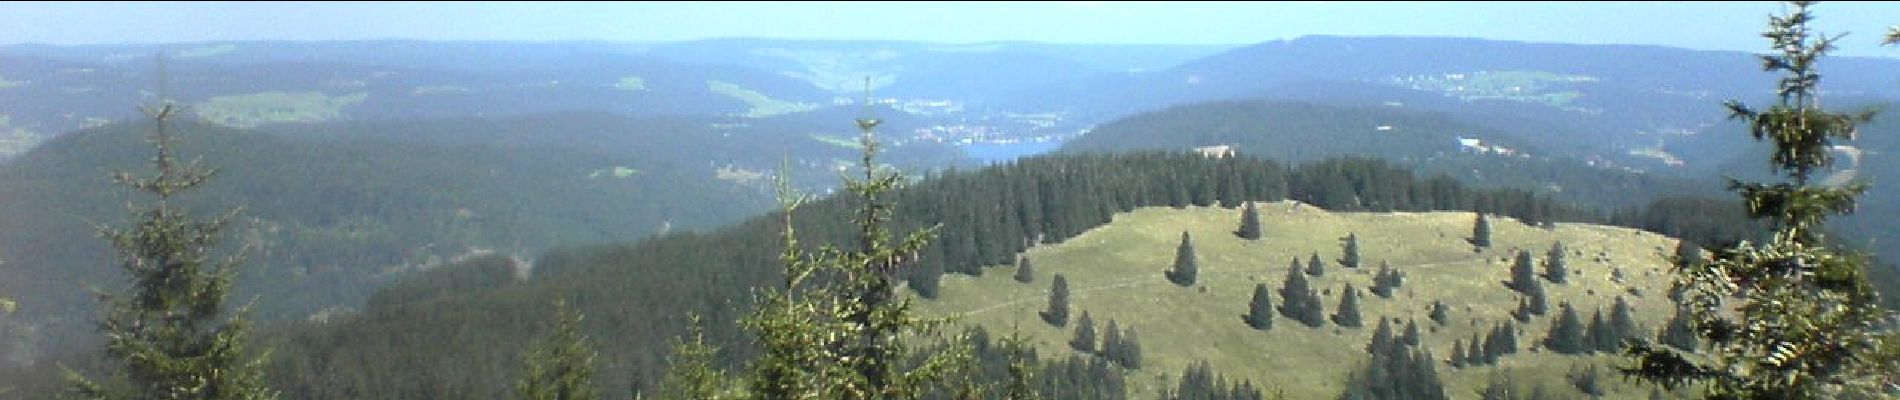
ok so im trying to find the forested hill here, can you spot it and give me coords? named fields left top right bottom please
left=59, top=151, right=1754, bottom=399
left=0, top=117, right=775, bottom=359
left=1061, top=100, right=1722, bottom=211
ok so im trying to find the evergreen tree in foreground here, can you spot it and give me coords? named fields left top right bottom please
left=518, top=301, right=599, bottom=400
left=1623, top=4, right=1891, bottom=397
left=1236, top=201, right=1262, bottom=240
left=64, top=100, right=276, bottom=400
left=736, top=92, right=974, bottom=399
left=1545, top=303, right=1586, bottom=355
left=1245, top=283, right=1274, bottom=330
left=1167, top=231, right=1199, bottom=286
left=657, top=314, right=726, bottom=400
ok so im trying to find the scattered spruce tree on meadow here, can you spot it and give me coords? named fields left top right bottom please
left=1450, top=340, right=1469, bottom=368
left=1623, top=4, right=1893, bottom=397
left=1609, top=296, right=1639, bottom=344
left=1402, top=319, right=1422, bottom=347
left=1043, top=274, right=1070, bottom=327
left=1013, top=256, right=1034, bottom=284
left=1333, top=284, right=1364, bottom=328
left=1429, top=300, right=1449, bottom=325
left=1340, top=233, right=1361, bottom=269
left=1545, top=303, right=1587, bottom=355
left=1586, top=308, right=1618, bottom=354
left=1371, top=261, right=1404, bottom=298
left=1306, top=252, right=1326, bottom=277
left=1369, top=319, right=1395, bottom=355
left=1511, top=250, right=1538, bottom=294
left=1120, top=327, right=1143, bottom=370
left=63, top=99, right=276, bottom=400
left=1570, top=363, right=1607, bottom=397
left=1471, top=213, right=1492, bottom=248
left=1545, top=241, right=1568, bottom=284
left=1341, top=337, right=1449, bottom=400
left=1167, top=231, right=1199, bottom=286
left=1236, top=201, right=1262, bottom=240
left=517, top=301, right=600, bottom=400
left=909, top=255, right=943, bottom=299
left=1245, top=283, right=1274, bottom=330
left=1480, top=373, right=1520, bottom=400
left=1513, top=297, right=1534, bottom=323
left=1070, top=311, right=1096, bottom=353
left=1466, top=332, right=1488, bottom=366
left=1657, top=306, right=1699, bottom=352
left=1101, top=319, right=1122, bottom=360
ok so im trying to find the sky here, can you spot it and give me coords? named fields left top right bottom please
left=6, top=1, right=1900, bottom=57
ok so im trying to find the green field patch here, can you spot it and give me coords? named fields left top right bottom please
left=614, top=76, right=648, bottom=91
left=175, top=43, right=237, bottom=58
left=411, top=85, right=472, bottom=95
left=915, top=201, right=1684, bottom=399
left=809, top=134, right=864, bottom=149
left=708, top=80, right=821, bottom=118
left=196, top=91, right=368, bottom=128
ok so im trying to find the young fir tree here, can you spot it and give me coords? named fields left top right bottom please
left=1450, top=340, right=1469, bottom=369
left=1121, top=327, right=1143, bottom=370
left=1429, top=300, right=1450, bottom=325
left=1278, top=261, right=1311, bottom=323
left=517, top=301, right=599, bottom=400
left=1368, top=318, right=1395, bottom=355
left=1471, top=213, right=1492, bottom=248
left=1340, top=233, right=1361, bottom=269
left=1100, top=319, right=1123, bottom=361
left=1069, top=311, right=1096, bottom=353
left=1402, top=319, right=1422, bottom=347
left=1623, top=4, right=1891, bottom=397
left=1544, top=241, right=1568, bottom=284
left=738, top=89, right=974, bottom=399
left=1245, top=283, right=1274, bottom=331
left=63, top=100, right=276, bottom=400
left=1467, top=331, right=1488, bottom=365
left=1167, top=231, right=1199, bottom=286
left=1306, top=252, right=1326, bottom=277
left=1371, top=261, right=1402, bottom=298
left=1042, top=274, right=1070, bottom=327
left=657, top=314, right=726, bottom=400
left=1511, top=250, right=1538, bottom=294
left=1333, top=284, right=1364, bottom=328
left=1013, top=256, right=1034, bottom=284
left=1513, top=297, right=1534, bottom=323
left=997, top=330, right=1040, bottom=400
left=1235, top=201, right=1263, bottom=240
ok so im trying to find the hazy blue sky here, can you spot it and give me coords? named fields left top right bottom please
left=7, top=1, right=1900, bottom=57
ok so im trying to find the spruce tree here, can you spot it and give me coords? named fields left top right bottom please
left=1013, top=256, right=1034, bottom=284
left=1069, top=311, right=1096, bottom=353
left=1624, top=4, right=1891, bottom=397
left=1450, top=340, right=1469, bottom=368
left=1511, top=250, right=1537, bottom=294
left=1513, top=297, right=1534, bottom=323
left=1340, top=233, right=1361, bottom=269
left=1525, top=279, right=1549, bottom=316
left=1167, top=231, right=1198, bottom=286
left=1501, top=321, right=1520, bottom=354
left=1122, top=327, right=1143, bottom=370
left=63, top=100, right=276, bottom=400
left=1471, top=213, right=1492, bottom=248
left=1245, top=283, right=1274, bottom=330
left=518, top=301, right=599, bottom=400
left=1609, top=296, right=1639, bottom=344
left=1545, top=303, right=1586, bottom=355
left=1402, top=319, right=1422, bottom=347
left=1278, top=261, right=1313, bottom=324
left=657, top=314, right=723, bottom=400
left=1333, top=284, right=1363, bottom=328
left=1043, top=274, right=1070, bottom=327
left=1545, top=241, right=1568, bottom=284
left=1586, top=308, right=1617, bottom=354
left=1658, top=306, right=1699, bottom=352
left=1368, top=318, right=1395, bottom=355
left=1481, top=325, right=1506, bottom=364
left=739, top=95, right=974, bottom=399
left=1306, top=252, right=1326, bottom=277
left=1429, top=300, right=1449, bottom=325
left=1101, top=319, right=1123, bottom=361
left=1466, top=332, right=1488, bottom=365
left=1235, top=201, right=1262, bottom=240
